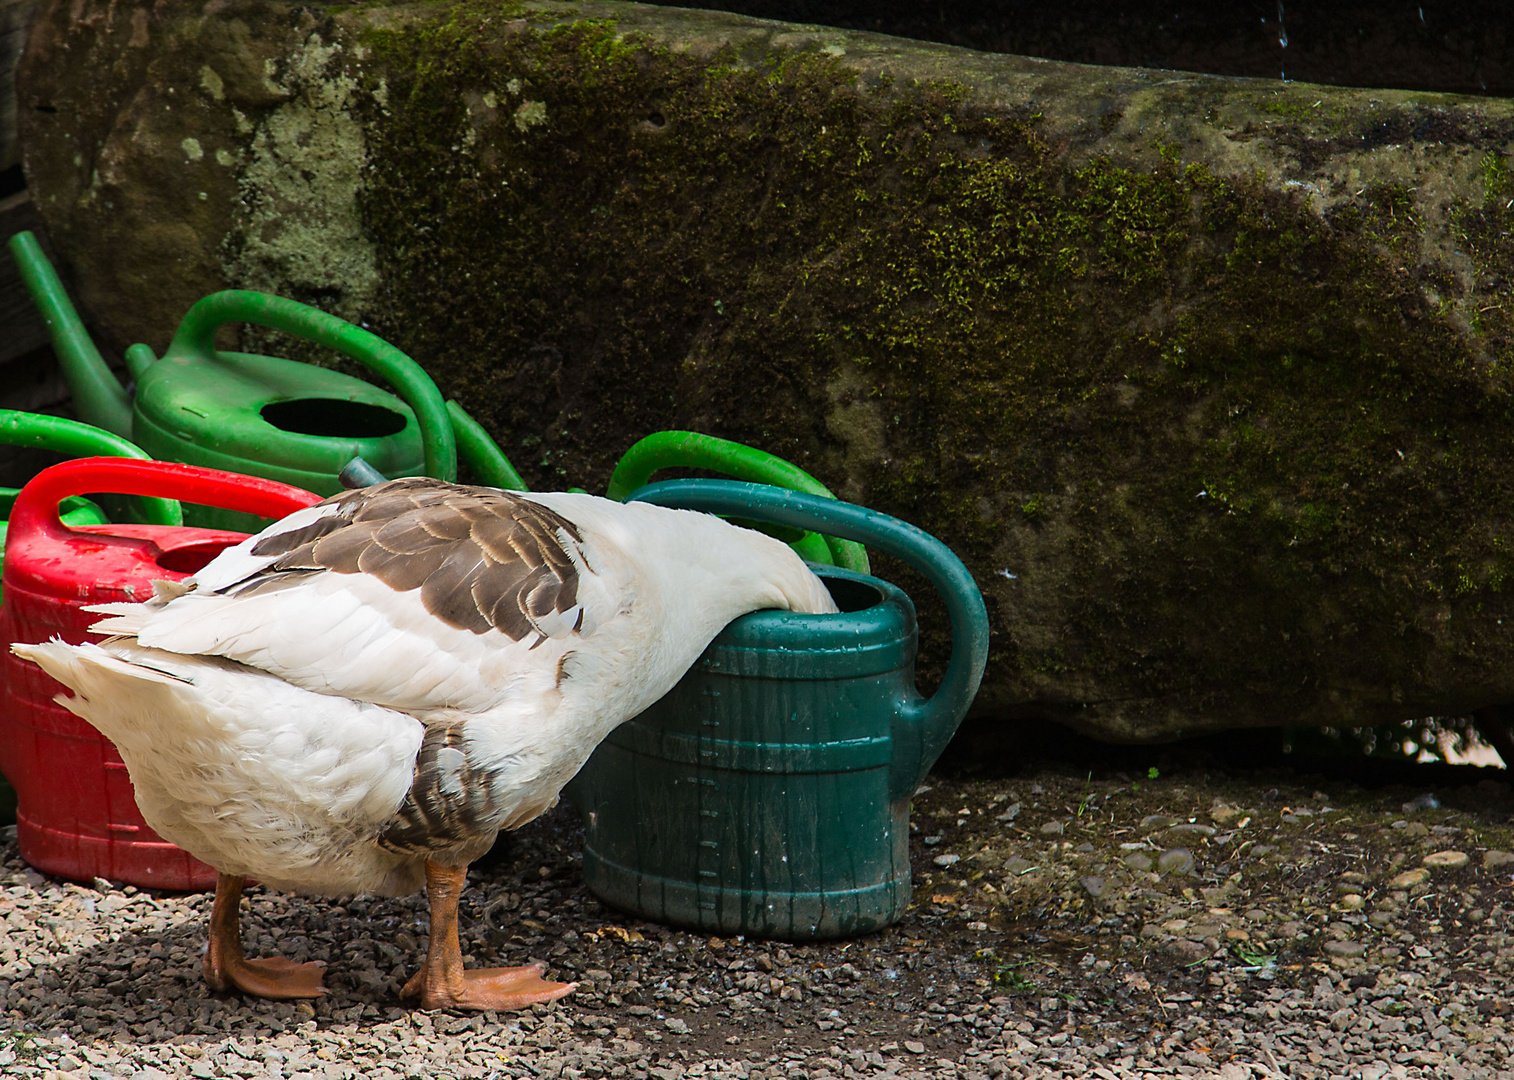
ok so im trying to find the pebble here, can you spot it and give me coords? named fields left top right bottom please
left=1039, top=820, right=1065, bottom=836
left=1422, top=850, right=1469, bottom=870
left=1482, top=849, right=1514, bottom=870
left=1388, top=867, right=1429, bottom=887
left=1080, top=875, right=1106, bottom=898
left=1322, top=940, right=1365, bottom=959
left=1155, top=847, right=1194, bottom=874
left=1162, top=823, right=1216, bottom=841
left=1165, top=938, right=1209, bottom=963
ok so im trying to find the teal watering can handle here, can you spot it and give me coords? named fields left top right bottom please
left=0, top=410, right=181, bottom=526
left=625, top=479, right=988, bottom=798
left=168, top=291, right=457, bottom=482
left=606, top=431, right=870, bottom=573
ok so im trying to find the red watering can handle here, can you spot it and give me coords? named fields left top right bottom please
left=10, top=458, right=321, bottom=542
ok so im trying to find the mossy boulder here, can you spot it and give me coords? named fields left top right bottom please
left=18, top=0, right=1514, bottom=741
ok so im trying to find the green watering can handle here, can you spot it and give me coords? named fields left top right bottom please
left=625, top=479, right=988, bottom=797
left=0, top=410, right=181, bottom=526
left=167, top=292, right=457, bottom=482
left=606, top=431, right=870, bottom=573
left=446, top=400, right=528, bottom=491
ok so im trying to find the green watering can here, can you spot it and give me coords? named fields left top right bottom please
left=566, top=480, right=988, bottom=940
left=8, top=231, right=521, bottom=529
left=606, top=430, right=869, bottom=572
left=0, top=410, right=182, bottom=826
left=0, top=410, right=181, bottom=564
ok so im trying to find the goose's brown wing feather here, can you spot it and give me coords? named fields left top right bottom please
left=245, top=479, right=584, bottom=641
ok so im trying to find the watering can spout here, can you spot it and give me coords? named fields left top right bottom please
left=6, top=232, right=134, bottom=438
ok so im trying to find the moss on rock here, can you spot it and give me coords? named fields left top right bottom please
left=19, top=0, right=1514, bottom=740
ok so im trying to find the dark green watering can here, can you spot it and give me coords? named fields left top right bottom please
left=566, top=480, right=988, bottom=940
left=8, top=232, right=524, bottom=530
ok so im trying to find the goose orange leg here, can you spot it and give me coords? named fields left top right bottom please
left=203, top=873, right=328, bottom=999
left=401, top=860, right=576, bottom=1011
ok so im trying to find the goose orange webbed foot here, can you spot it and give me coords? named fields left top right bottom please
left=203, top=873, right=328, bottom=1000
left=405, top=860, right=577, bottom=1011
left=205, top=953, right=329, bottom=1000
left=400, top=959, right=576, bottom=1012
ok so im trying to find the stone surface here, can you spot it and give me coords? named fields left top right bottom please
left=21, top=0, right=1514, bottom=740
left=1388, top=868, right=1430, bottom=888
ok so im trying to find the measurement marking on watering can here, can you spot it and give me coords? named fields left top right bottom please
left=687, top=777, right=718, bottom=787
left=105, top=823, right=140, bottom=833
left=699, top=840, right=718, bottom=849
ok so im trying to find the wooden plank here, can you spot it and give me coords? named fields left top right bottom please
left=0, top=188, right=54, bottom=365
left=0, top=0, right=41, bottom=173
left=0, top=188, right=131, bottom=495
left=0, top=188, right=91, bottom=489
left=0, top=186, right=88, bottom=493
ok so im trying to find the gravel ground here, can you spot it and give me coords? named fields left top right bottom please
left=0, top=756, right=1512, bottom=1080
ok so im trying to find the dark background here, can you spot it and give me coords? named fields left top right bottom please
left=653, top=1, right=1514, bottom=97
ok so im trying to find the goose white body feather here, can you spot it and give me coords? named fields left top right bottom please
left=20, top=640, right=427, bottom=895
left=15, top=483, right=838, bottom=900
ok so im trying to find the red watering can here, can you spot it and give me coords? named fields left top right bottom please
left=0, top=458, right=320, bottom=888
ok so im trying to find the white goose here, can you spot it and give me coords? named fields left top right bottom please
left=13, top=478, right=837, bottom=1011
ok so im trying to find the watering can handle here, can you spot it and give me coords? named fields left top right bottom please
left=0, top=411, right=182, bottom=527
left=625, top=479, right=988, bottom=797
left=167, top=291, right=457, bottom=482
left=605, top=431, right=870, bottom=573
left=10, top=458, right=321, bottom=543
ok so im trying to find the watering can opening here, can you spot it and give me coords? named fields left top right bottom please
left=153, top=538, right=239, bottom=574
left=819, top=572, right=890, bottom=615
left=259, top=398, right=409, bottom=439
